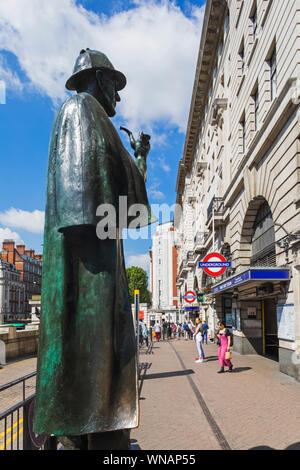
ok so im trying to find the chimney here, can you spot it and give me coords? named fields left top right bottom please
left=2, top=240, right=15, bottom=264
left=17, top=244, right=25, bottom=255
left=25, top=249, right=35, bottom=258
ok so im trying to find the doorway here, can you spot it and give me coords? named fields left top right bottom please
left=263, top=298, right=278, bottom=360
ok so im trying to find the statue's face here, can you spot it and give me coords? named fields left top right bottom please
left=96, top=70, right=120, bottom=117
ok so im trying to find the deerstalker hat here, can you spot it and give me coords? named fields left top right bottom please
left=65, top=48, right=126, bottom=91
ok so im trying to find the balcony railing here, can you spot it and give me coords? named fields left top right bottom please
left=207, top=197, right=225, bottom=220
left=187, top=251, right=197, bottom=266
left=178, top=260, right=188, bottom=275
left=194, top=232, right=210, bottom=252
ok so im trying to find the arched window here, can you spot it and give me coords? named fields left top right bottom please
left=251, top=201, right=276, bottom=266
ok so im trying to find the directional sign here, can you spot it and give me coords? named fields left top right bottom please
left=198, top=253, right=231, bottom=277
left=183, top=291, right=196, bottom=303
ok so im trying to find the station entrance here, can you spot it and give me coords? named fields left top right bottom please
left=263, top=298, right=279, bottom=360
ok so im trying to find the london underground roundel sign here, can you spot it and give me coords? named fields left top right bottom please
left=183, top=291, right=196, bottom=303
left=199, top=253, right=231, bottom=277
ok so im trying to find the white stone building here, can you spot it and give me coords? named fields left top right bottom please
left=0, top=259, right=25, bottom=324
left=176, top=0, right=300, bottom=379
left=149, top=222, right=178, bottom=323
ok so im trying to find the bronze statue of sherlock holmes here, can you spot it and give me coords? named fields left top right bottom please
left=33, top=49, right=155, bottom=450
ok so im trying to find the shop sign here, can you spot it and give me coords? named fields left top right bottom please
left=211, top=269, right=290, bottom=294
left=212, top=271, right=250, bottom=294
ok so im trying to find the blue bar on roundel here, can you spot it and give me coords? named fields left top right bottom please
left=198, top=262, right=231, bottom=268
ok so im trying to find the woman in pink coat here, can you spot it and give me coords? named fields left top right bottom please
left=215, top=321, right=233, bottom=373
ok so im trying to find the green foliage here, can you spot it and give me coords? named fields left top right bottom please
left=126, top=266, right=151, bottom=304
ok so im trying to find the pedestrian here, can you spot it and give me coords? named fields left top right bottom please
left=173, top=323, right=177, bottom=339
left=167, top=322, right=172, bottom=340
left=176, top=323, right=181, bottom=340
left=162, top=320, right=167, bottom=341
left=193, top=318, right=205, bottom=363
left=149, top=325, right=153, bottom=343
left=188, top=320, right=194, bottom=339
left=202, top=320, right=209, bottom=344
left=139, top=320, right=144, bottom=347
left=142, top=322, right=149, bottom=348
left=215, top=321, right=233, bottom=373
left=154, top=321, right=161, bottom=342
left=183, top=322, right=188, bottom=340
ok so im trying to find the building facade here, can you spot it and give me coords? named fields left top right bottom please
left=0, top=259, right=25, bottom=323
left=149, top=222, right=178, bottom=323
left=176, top=0, right=300, bottom=379
left=1, top=240, right=42, bottom=317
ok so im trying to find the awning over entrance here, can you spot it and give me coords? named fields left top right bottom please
left=211, top=267, right=290, bottom=294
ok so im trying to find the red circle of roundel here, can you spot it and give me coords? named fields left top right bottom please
left=184, top=291, right=196, bottom=303
left=203, top=253, right=226, bottom=277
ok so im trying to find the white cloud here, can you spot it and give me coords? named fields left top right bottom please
left=126, top=252, right=150, bottom=272
left=147, top=181, right=165, bottom=200
left=0, top=0, right=204, bottom=131
left=0, top=56, right=23, bottom=93
left=0, top=208, right=45, bottom=234
left=0, top=227, right=24, bottom=246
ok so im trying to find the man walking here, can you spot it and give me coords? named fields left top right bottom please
left=203, top=320, right=209, bottom=344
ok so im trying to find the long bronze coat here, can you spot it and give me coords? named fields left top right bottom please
left=34, top=92, right=155, bottom=436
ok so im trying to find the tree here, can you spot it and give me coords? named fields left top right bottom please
left=126, top=266, right=151, bottom=304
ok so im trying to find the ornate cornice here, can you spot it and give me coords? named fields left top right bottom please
left=176, top=0, right=228, bottom=204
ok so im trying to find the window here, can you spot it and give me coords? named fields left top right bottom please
left=253, top=88, right=259, bottom=131
left=239, top=39, right=245, bottom=75
left=241, top=117, right=246, bottom=153
left=251, top=6, right=258, bottom=41
left=218, top=43, right=223, bottom=65
left=224, top=13, right=229, bottom=40
left=269, top=48, right=277, bottom=101
left=251, top=201, right=275, bottom=266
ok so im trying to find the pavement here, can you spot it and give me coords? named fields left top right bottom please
left=1, top=343, right=300, bottom=450
left=132, top=338, right=300, bottom=450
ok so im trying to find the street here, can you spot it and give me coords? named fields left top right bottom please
left=133, top=339, right=300, bottom=450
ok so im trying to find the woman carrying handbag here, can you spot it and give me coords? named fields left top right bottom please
left=215, top=321, right=233, bottom=373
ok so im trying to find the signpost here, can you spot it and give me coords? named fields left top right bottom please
left=134, top=290, right=140, bottom=353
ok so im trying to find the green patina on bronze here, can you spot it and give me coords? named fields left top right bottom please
left=34, top=49, right=156, bottom=436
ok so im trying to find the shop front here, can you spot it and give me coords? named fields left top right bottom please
left=212, top=267, right=291, bottom=364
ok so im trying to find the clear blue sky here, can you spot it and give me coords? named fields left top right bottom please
left=0, top=0, right=205, bottom=273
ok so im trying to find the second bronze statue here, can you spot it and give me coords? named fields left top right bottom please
left=120, top=126, right=150, bottom=182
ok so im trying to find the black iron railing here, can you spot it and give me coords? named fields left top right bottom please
left=0, top=372, right=57, bottom=450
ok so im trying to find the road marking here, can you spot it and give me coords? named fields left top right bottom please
left=0, top=357, right=36, bottom=374
left=169, top=342, right=231, bottom=451
left=0, top=424, right=23, bottom=450
left=0, top=418, right=23, bottom=439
